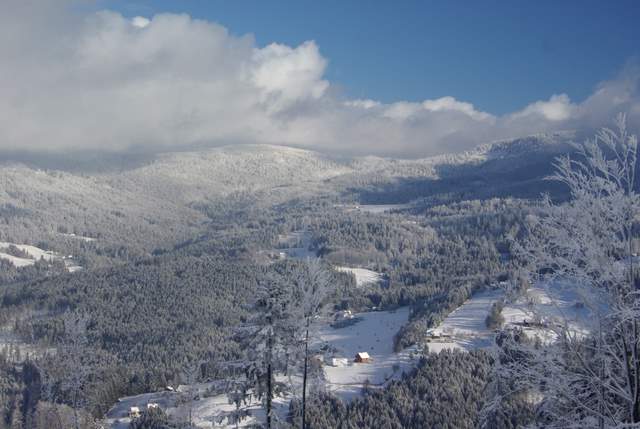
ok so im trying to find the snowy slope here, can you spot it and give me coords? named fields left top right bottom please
left=334, top=267, right=384, bottom=287
left=0, top=242, right=82, bottom=272
left=318, top=307, right=421, bottom=400
left=427, top=280, right=604, bottom=353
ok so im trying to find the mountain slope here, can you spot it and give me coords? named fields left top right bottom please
left=0, top=133, right=578, bottom=252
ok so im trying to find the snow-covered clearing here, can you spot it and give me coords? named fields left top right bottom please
left=60, top=232, right=96, bottom=242
left=317, top=307, right=421, bottom=401
left=107, top=307, right=420, bottom=427
left=106, top=380, right=295, bottom=429
left=334, top=266, right=384, bottom=287
left=0, top=241, right=82, bottom=272
left=276, top=230, right=317, bottom=260
left=427, top=282, right=604, bottom=353
left=356, top=204, right=411, bottom=214
left=0, top=252, right=36, bottom=268
left=0, top=242, right=57, bottom=262
left=501, top=281, right=603, bottom=343
left=427, top=289, right=502, bottom=353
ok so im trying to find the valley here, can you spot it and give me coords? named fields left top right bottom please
left=0, top=134, right=620, bottom=429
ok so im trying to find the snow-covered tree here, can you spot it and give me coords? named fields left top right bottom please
left=177, top=360, right=202, bottom=428
left=290, top=259, right=333, bottom=429
left=484, top=115, right=640, bottom=428
left=241, top=272, right=299, bottom=429
left=40, top=312, right=91, bottom=429
left=226, top=260, right=332, bottom=428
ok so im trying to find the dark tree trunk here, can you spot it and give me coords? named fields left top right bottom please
left=267, top=360, right=272, bottom=429
left=267, top=330, right=273, bottom=429
left=302, top=323, right=310, bottom=429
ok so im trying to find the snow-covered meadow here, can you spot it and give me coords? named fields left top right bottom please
left=106, top=306, right=420, bottom=427
left=356, top=204, right=412, bottom=214
left=0, top=242, right=83, bottom=272
left=427, top=281, right=604, bottom=353
left=105, top=385, right=293, bottom=429
left=0, top=241, right=83, bottom=272
left=334, top=266, right=384, bottom=288
left=426, top=289, right=502, bottom=353
left=317, top=306, right=420, bottom=400
left=276, top=231, right=317, bottom=260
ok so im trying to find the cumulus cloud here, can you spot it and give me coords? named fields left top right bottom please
left=510, top=94, right=576, bottom=121
left=0, top=2, right=638, bottom=158
left=131, top=16, right=150, bottom=28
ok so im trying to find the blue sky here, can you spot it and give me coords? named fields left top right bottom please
left=2, top=1, right=639, bottom=156
left=104, top=0, right=640, bottom=115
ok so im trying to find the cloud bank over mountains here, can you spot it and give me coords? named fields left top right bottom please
left=1, top=2, right=639, bottom=158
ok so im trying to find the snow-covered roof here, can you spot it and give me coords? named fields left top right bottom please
left=356, top=352, right=370, bottom=359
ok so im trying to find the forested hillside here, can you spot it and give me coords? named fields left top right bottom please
left=0, top=136, right=576, bottom=428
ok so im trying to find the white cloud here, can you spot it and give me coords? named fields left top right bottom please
left=0, top=3, right=638, bottom=158
left=511, top=94, right=576, bottom=121
left=422, top=96, right=494, bottom=121
left=131, top=16, right=150, bottom=28
left=250, top=41, right=329, bottom=112
left=344, top=99, right=381, bottom=109
left=380, top=97, right=492, bottom=122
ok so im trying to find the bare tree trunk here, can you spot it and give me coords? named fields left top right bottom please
left=266, top=330, right=273, bottom=429
left=633, top=319, right=640, bottom=423
left=72, top=389, right=80, bottom=429
left=302, top=322, right=310, bottom=429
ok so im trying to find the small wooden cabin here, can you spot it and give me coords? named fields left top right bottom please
left=354, top=352, right=372, bottom=363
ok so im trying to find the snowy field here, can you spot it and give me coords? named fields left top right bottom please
left=277, top=231, right=317, bottom=260
left=0, top=241, right=82, bottom=272
left=317, top=307, right=421, bottom=400
left=356, top=204, right=411, bottom=214
left=427, top=282, right=603, bottom=353
left=427, top=289, right=502, bottom=353
left=501, top=281, right=602, bottom=343
left=334, top=266, right=384, bottom=287
left=0, top=251, right=36, bottom=268
left=106, top=307, right=420, bottom=427
left=60, top=232, right=96, bottom=242
left=106, top=377, right=298, bottom=428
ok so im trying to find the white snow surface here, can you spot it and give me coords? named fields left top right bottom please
left=0, top=242, right=82, bottom=272
left=427, top=289, right=502, bottom=353
left=106, top=378, right=298, bottom=428
left=427, top=281, right=605, bottom=353
left=0, top=242, right=57, bottom=262
left=317, top=307, right=421, bottom=401
left=106, top=307, right=421, bottom=427
left=0, top=252, right=35, bottom=268
left=334, top=267, right=383, bottom=287
left=501, top=281, right=603, bottom=343
left=356, top=204, right=411, bottom=214
left=60, top=233, right=96, bottom=242
left=277, top=231, right=317, bottom=260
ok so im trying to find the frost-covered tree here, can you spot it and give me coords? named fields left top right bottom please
left=484, top=115, right=640, bottom=428
left=177, top=360, right=202, bottom=428
left=241, top=272, right=299, bottom=429
left=226, top=260, right=332, bottom=428
left=290, top=259, right=332, bottom=429
left=39, top=312, right=93, bottom=429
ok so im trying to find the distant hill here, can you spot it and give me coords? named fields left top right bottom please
left=0, top=132, right=579, bottom=250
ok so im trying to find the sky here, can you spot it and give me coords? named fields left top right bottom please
left=104, top=0, right=640, bottom=115
left=1, top=1, right=639, bottom=158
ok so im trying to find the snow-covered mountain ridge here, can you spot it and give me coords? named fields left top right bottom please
left=0, top=133, right=577, bottom=248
